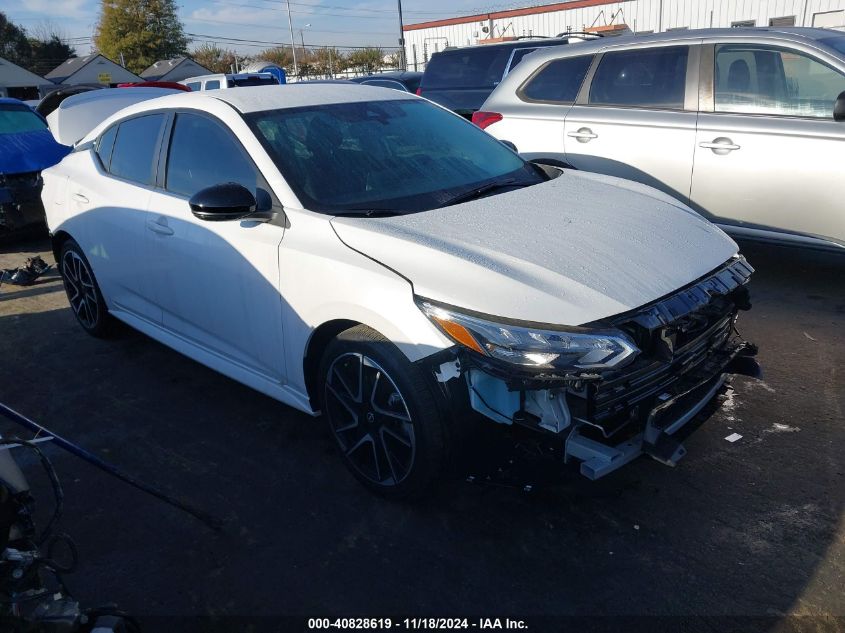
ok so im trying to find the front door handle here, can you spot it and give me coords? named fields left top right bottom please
left=699, top=138, right=741, bottom=154
left=567, top=127, right=598, bottom=143
left=146, top=219, right=174, bottom=236
left=72, top=193, right=89, bottom=204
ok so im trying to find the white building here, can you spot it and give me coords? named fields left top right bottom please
left=0, top=57, right=53, bottom=100
left=140, top=57, right=213, bottom=83
left=402, top=0, right=845, bottom=70
left=45, top=54, right=142, bottom=87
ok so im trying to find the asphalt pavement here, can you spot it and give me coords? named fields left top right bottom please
left=0, top=237, right=842, bottom=632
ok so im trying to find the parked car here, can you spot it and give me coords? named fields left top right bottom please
left=180, top=72, right=280, bottom=91
left=41, top=85, right=757, bottom=496
left=478, top=27, right=845, bottom=251
left=0, top=98, right=70, bottom=238
left=117, top=81, right=192, bottom=91
left=349, top=71, right=423, bottom=93
left=418, top=35, right=598, bottom=118
left=36, top=85, right=105, bottom=118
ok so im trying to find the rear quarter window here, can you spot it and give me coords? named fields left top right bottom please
left=95, top=125, right=117, bottom=170
left=519, top=55, right=595, bottom=103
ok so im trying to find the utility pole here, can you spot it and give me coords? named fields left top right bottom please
left=286, top=0, right=298, bottom=78
left=397, top=0, right=406, bottom=71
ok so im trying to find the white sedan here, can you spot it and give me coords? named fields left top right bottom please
left=42, top=85, right=758, bottom=496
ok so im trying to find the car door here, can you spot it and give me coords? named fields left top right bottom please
left=145, top=111, right=287, bottom=381
left=67, top=113, right=166, bottom=323
left=563, top=43, right=699, bottom=204
left=690, top=42, right=845, bottom=244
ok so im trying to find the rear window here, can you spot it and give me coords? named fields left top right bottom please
left=423, top=47, right=513, bottom=90
left=424, top=42, right=569, bottom=90
left=819, top=35, right=845, bottom=56
left=520, top=55, right=594, bottom=103
left=0, top=104, right=47, bottom=134
left=588, top=46, right=689, bottom=109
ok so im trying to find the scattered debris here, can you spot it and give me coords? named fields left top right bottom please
left=803, top=332, right=817, bottom=342
left=633, top=524, right=640, bottom=530
left=764, top=423, right=800, bottom=434
left=0, top=256, right=52, bottom=287
left=725, top=433, right=743, bottom=443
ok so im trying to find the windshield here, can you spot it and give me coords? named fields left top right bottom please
left=0, top=104, right=47, bottom=134
left=247, top=99, right=539, bottom=213
left=820, top=35, right=845, bottom=56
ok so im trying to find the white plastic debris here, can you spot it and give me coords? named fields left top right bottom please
left=725, top=433, right=743, bottom=443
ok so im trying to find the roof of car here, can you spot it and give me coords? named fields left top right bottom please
left=153, top=83, right=413, bottom=114
left=352, top=71, right=423, bottom=81
left=439, top=36, right=573, bottom=52
left=515, top=27, right=845, bottom=64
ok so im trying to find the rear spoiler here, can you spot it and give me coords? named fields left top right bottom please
left=45, top=87, right=183, bottom=146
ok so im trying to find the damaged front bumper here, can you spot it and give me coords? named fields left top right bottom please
left=427, top=256, right=760, bottom=480
left=0, top=172, right=46, bottom=234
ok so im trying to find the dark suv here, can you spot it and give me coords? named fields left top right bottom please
left=418, top=36, right=591, bottom=118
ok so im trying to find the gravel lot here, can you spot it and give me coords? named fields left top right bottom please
left=0, top=237, right=843, bottom=631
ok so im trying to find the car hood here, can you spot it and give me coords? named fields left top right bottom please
left=0, top=129, right=70, bottom=176
left=330, top=171, right=739, bottom=326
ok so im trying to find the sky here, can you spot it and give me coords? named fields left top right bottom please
left=3, top=0, right=508, bottom=57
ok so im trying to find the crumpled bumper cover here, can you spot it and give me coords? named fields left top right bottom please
left=0, top=173, right=45, bottom=232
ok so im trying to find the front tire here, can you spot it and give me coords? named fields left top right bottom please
left=319, top=325, right=448, bottom=499
left=59, top=239, right=112, bottom=337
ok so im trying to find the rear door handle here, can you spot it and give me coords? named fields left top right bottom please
left=567, top=127, right=598, bottom=143
left=146, top=219, right=174, bottom=236
left=699, top=138, right=740, bottom=153
left=72, top=193, right=89, bottom=204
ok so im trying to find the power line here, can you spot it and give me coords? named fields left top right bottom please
left=186, top=16, right=393, bottom=35
left=185, top=31, right=400, bottom=49
left=213, top=0, right=481, bottom=15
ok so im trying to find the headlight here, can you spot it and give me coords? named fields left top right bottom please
left=417, top=299, right=639, bottom=371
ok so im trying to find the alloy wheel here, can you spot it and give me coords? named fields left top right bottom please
left=324, top=352, right=416, bottom=487
left=62, top=250, right=99, bottom=330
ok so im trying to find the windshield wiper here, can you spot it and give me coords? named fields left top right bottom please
left=441, top=178, right=532, bottom=207
left=332, top=208, right=399, bottom=218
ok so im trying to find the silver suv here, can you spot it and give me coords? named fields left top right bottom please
left=478, top=28, right=845, bottom=251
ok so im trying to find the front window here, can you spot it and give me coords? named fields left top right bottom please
left=714, top=44, right=845, bottom=118
left=165, top=113, right=257, bottom=197
left=246, top=99, right=539, bottom=214
left=0, top=103, right=47, bottom=134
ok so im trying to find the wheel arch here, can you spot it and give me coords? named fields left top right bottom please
left=51, top=229, right=73, bottom=264
left=302, top=319, right=361, bottom=411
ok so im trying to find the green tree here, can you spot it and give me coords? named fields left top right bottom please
left=28, top=35, right=76, bottom=77
left=347, top=47, right=384, bottom=74
left=258, top=46, right=294, bottom=71
left=190, top=43, right=238, bottom=74
left=0, top=12, right=32, bottom=67
left=94, top=0, right=188, bottom=74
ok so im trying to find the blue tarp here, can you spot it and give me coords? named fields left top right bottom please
left=0, top=129, right=71, bottom=176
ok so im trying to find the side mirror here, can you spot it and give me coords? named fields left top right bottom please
left=189, top=183, right=256, bottom=222
left=500, top=139, right=518, bottom=152
left=835, top=91, right=845, bottom=122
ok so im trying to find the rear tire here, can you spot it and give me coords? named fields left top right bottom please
left=59, top=239, right=112, bottom=338
left=318, top=325, right=448, bottom=499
